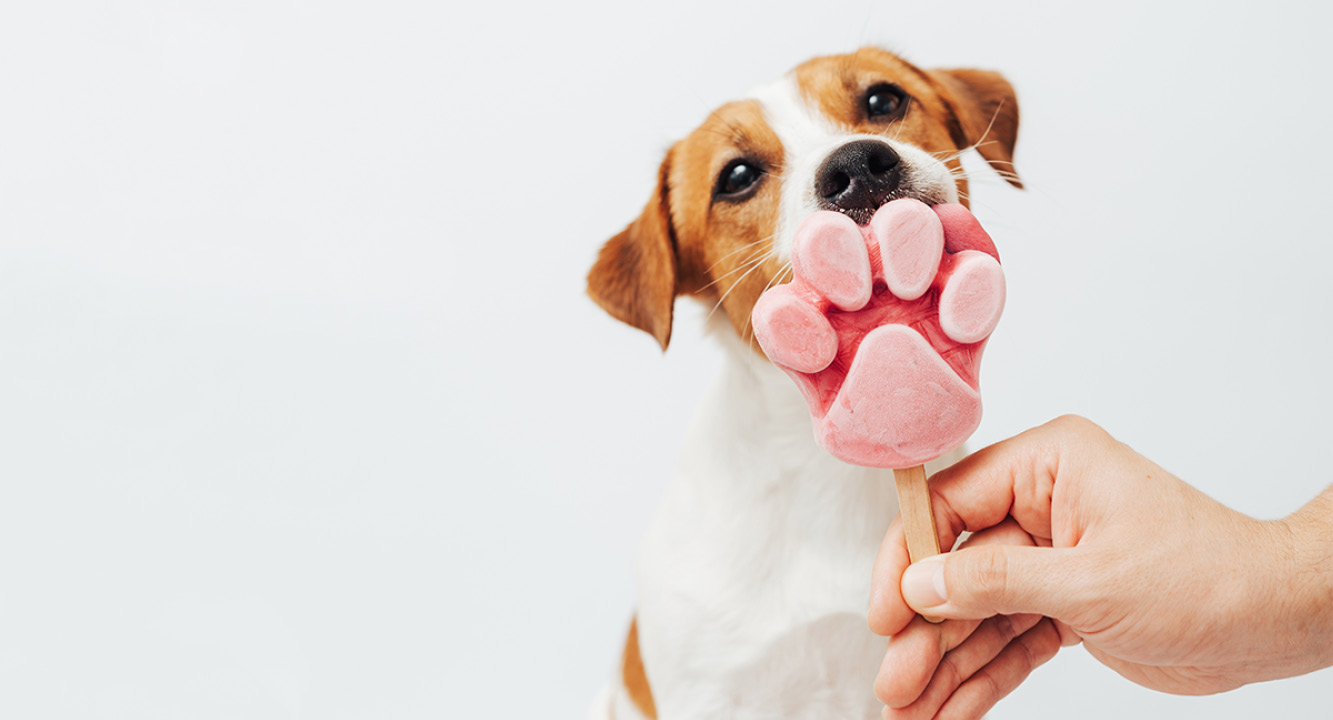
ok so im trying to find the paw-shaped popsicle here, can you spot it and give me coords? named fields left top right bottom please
left=752, top=199, right=1005, bottom=468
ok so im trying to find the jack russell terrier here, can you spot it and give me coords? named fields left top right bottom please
left=586, top=47, right=1021, bottom=719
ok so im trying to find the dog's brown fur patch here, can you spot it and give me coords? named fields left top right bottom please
left=621, top=617, right=656, bottom=718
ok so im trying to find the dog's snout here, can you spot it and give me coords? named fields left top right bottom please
left=815, top=140, right=901, bottom=223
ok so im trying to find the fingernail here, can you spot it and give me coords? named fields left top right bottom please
left=901, top=555, right=947, bottom=610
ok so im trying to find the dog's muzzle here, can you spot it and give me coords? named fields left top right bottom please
left=815, top=139, right=902, bottom=224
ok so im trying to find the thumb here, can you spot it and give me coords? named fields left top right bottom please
left=901, top=545, right=1090, bottom=621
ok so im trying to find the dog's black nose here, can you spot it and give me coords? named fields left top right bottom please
left=815, top=139, right=901, bottom=223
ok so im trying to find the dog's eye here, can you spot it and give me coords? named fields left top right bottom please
left=864, top=83, right=908, bottom=119
left=716, top=160, right=762, bottom=199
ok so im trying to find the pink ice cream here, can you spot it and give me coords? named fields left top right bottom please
left=751, top=199, right=1005, bottom=468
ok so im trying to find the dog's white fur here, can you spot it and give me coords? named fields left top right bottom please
left=596, top=73, right=967, bottom=720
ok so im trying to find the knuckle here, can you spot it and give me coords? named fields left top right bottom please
left=1044, top=415, right=1117, bottom=471
left=990, top=613, right=1018, bottom=642
left=937, top=649, right=963, bottom=689
left=1035, top=620, right=1063, bottom=660
left=977, top=668, right=1004, bottom=706
left=1018, top=620, right=1061, bottom=670
left=1049, top=413, right=1096, bottom=437
left=1062, top=551, right=1115, bottom=624
left=961, top=549, right=1011, bottom=608
left=1013, top=628, right=1040, bottom=671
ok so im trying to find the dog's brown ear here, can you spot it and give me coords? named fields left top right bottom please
left=586, top=152, right=678, bottom=351
left=929, top=69, right=1022, bottom=188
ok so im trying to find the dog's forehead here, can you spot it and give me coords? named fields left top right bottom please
left=741, top=50, right=945, bottom=162
left=693, top=99, right=776, bottom=153
left=673, top=50, right=940, bottom=172
left=745, top=74, right=839, bottom=165
left=793, top=48, right=918, bottom=80
left=775, top=51, right=947, bottom=130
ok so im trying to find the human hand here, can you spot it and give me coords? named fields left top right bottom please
left=868, top=415, right=1333, bottom=719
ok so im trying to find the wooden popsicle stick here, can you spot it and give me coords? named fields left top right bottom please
left=893, top=464, right=943, bottom=624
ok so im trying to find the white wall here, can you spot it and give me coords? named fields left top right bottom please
left=2, top=1, right=1330, bottom=717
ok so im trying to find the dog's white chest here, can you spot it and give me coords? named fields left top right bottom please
left=632, top=337, right=916, bottom=719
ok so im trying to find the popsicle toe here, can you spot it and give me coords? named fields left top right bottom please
left=751, top=199, right=1005, bottom=468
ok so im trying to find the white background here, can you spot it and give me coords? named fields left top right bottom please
left=2, top=0, right=1331, bottom=717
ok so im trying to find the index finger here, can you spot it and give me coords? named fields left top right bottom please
left=925, top=415, right=1094, bottom=544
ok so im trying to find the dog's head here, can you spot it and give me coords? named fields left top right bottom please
left=587, top=47, right=1020, bottom=351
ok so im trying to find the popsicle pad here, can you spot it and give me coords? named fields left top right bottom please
left=752, top=199, right=1005, bottom=469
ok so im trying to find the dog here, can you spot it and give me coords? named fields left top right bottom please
left=586, top=47, right=1021, bottom=719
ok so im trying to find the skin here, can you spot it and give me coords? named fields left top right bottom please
left=867, top=415, right=1333, bottom=720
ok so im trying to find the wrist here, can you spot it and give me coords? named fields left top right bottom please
left=1274, top=493, right=1333, bottom=674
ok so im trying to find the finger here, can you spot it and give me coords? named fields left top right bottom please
left=1052, top=619, right=1081, bottom=647
left=883, top=613, right=1043, bottom=719
left=871, top=509, right=1039, bottom=635
left=868, top=518, right=976, bottom=637
left=875, top=613, right=999, bottom=709
left=874, top=520, right=1038, bottom=707
left=923, top=415, right=1109, bottom=544
left=901, top=543, right=1092, bottom=620
left=932, top=618, right=1062, bottom=720
left=1031, top=534, right=1079, bottom=643
left=876, top=614, right=973, bottom=708
left=869, top=518, right=915, bottom=636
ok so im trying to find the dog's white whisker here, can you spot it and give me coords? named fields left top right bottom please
left=891, top=103, right=911, bottom=142
left=758, top=258, right=791, bottom=297
left=699, top=255, right=770, bottom=294
left=705, top=234, right=777, bottom=274
left=746, top=259, right=795, bottom=351
left=702, top=238, right=776, bottom=285
left=957, top=101, right=1006, bottom=159
left=705, top=248, right=777, bottom=323
left=702, top=245, right=775, bottom=295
